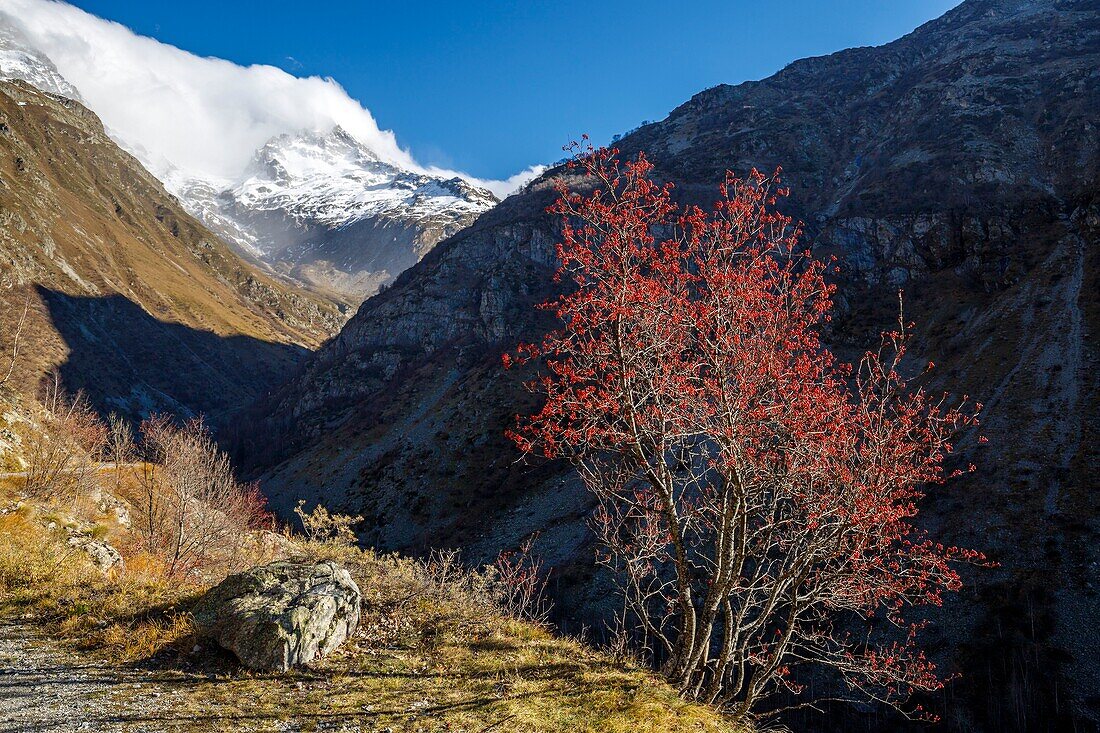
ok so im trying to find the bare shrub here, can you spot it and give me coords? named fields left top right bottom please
left=293, top=500, right=361, bottom=547
left=492, top=534, right=551, bottom=623
left=424, top=547, right=465, bottom=591
left=133, top=415, right=272, bottom=578
left=104, top=413, right=135, bottom=492
left=417, top=542, right=552, bottom=624
left=22, top=375, right=106, bottom=501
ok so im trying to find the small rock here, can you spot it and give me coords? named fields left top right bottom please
left=67, top=535, right=124, bottom=574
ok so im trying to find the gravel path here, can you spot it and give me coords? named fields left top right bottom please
left=0, top=624, right=375, bottom=732
left=0, top=622, right=172, bottom=732
left=0, top=463, right=142, bottom=482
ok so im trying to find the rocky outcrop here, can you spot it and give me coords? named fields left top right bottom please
left=66, top=534, right=123, bottom=574
left=88, top=486, right=131, bottom=529
left=191, top=560, right=360, bottom=672
left=33, top=510, right=124, bottom=574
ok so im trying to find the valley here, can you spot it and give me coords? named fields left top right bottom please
left=0, top=78, right=343, bottom=422
left=0, top=0, right=1097, bottom=731
left=240, top=1, right=1100, bottom=729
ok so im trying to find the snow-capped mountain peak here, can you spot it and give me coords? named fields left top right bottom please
left=228, top=125, right=494, bottom=228
left=174, top=126, right=498, bottom=302
left=244, top=126, right=381, bottom=185
left=0, top=20, right=80, bottom=100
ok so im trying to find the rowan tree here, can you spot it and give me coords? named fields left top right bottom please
left=506, top=143, right=986, bottom=721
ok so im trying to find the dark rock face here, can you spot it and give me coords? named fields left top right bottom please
left=243, top=0, right=1099, bottom=728
left=191, top=560, right=361, bottom=672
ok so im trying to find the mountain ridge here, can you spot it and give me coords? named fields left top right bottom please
left=173, top=126, right=498, bottom=303
left=0, top=14, right=501, bottom=306
left=0, top=20, right=79, bottom=100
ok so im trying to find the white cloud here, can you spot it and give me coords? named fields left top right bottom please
left=0, top=0, right=540, bottom=196
left=464, top=164, right=547, bottom=199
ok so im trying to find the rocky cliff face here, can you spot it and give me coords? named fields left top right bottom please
left=244, top=0, right=1098, bottom=729
left=0, top=79, right=343, bottom=423
left=174, top=127, right=497, bottom=304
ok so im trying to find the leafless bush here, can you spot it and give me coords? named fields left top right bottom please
left=294, top=499, right=361, bottom=547
left=492, top=534, right=551, bottom=623
left=419, top=541, right=552, bottom=624
left=133, top=415, right=272, bottom=578
left=104, top=413, right=135, bottom=492
left=603, top=610, right=648, bottom=668
left=22, top=374, right=106, bottom=501
left=424, top=547, right=466, bottom=591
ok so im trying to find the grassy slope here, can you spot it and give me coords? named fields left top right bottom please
left=0, top=471, right=741, bottom=733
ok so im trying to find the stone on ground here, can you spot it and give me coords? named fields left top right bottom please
left=66, top=533, right=124, bottom=574
left=191, top=559, right=360, bottom=672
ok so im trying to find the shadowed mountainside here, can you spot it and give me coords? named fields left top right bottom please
left=37, top=288, right=307, bottom=423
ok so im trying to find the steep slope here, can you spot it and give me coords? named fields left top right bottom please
left=0, top=79, right=344, bottom=422
left=0, top=11, right=496, bottom=308
left=173, top=127, right=497, bottom=304
left=244, top=0, right=1098, bottom=729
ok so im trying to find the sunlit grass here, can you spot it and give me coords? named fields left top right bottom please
left=0, top=484, right=743, bottom=732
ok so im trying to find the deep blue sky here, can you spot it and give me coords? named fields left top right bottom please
left=68, top=0, right=960, bottom=180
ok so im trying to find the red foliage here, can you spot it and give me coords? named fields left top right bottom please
left=506, top=142, right=987, bottom=720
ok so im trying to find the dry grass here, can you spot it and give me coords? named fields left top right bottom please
left=0, top=493, right=201, bottom=661
left=0, top=480, right=743, bottom=732
left=152, top=543, right=741, bottom=732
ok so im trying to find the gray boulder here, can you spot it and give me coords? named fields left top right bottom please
left=191, top=560, right=360, bottom=671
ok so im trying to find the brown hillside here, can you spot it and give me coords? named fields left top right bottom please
left=0, top=80, right=345, bottom=421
